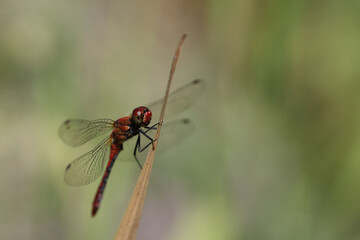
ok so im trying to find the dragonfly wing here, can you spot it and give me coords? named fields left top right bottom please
left=147, top=79, right=206, bottom=121
left=120, top=118, right=195, bottom=164
left=156, top=118, right=195, bottom=159
left=64, top=136, right=111, bottom=186
left=59, top=118, right=114, bottom=147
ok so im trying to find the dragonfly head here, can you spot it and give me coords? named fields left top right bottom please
left=132, top=106, right=152, bottom=127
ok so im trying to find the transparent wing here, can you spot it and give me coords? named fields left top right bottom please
left=147, top=79, right=206, bottom=121
left=64, top=136, right=111, bottom=186
left=120, top=118, right=195, bottom=163
left=156, top=118, right=195, bottom=154
left=59, top=118, right=114, bottom=147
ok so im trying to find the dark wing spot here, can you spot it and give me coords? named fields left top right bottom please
left=193, top=79, right=201, bottom=84
left=182, top=118, right=190, bottom=124
left=66, top=164, right=71, bottom=171
left=64, top=120, right=71, bottom=129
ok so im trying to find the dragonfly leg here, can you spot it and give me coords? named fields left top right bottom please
left=133, top=136, right=143, bottom=170
left=148, top=122, right=160, bottom=148
left=139, top=121, right=160, bottom=143
left=137, top=128, right=157, bottom=152
left=132, top=123, right=160, bottom=170
left=143, top=122, right=159, bottom=133
left=139, top=129, right=155, bottom=142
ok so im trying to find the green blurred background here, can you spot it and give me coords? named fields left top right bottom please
left=1, top=0, right=360, bottom=239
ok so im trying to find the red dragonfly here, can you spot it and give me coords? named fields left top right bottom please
left=59, top=79, right=205, bottom=217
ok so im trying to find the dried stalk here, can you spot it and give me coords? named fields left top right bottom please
left=114, top=34, right=188, bottom=240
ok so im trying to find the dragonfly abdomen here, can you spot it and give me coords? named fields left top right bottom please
left=92, top=143, right=123, bottom=217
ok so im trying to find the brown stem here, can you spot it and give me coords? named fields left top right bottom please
left=113, top=33, right=188, bottom=240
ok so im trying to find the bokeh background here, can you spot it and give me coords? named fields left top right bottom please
left=1, top=0, right=360, bottom=239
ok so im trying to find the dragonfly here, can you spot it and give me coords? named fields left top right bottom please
left=59, top=79, right=205, bottom=217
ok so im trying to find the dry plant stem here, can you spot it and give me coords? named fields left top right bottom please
left=114, top=33, right=188, bottom=240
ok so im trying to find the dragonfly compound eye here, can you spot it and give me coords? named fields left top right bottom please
left=132, top=106, right=151, bottom=126
left=143, top=109, right=152, bottom=126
